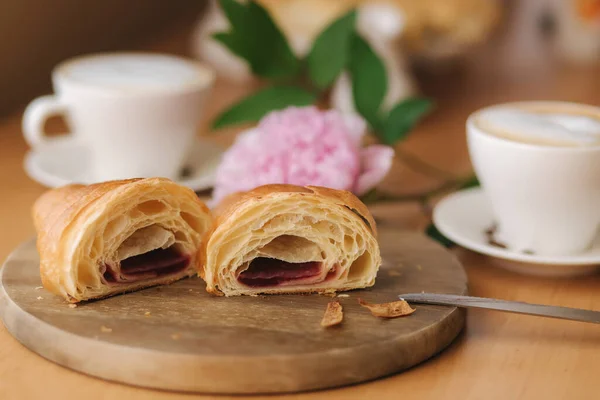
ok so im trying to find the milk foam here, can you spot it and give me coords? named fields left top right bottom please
left=61, top=54, right=209, bottom=92
left=476, top=107, right=600, bottom=146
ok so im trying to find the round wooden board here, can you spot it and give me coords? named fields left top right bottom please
left=0, top=227, right=467, bottom=394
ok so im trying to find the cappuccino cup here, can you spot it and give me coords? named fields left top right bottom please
left=467, top=101, right=600, bottom=256
left=23, top=52, right=215, bottom=181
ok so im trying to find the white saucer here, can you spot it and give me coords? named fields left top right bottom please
left=24, top=137, right=223, bottom=192
left=433, top=187, right=600, bottom=277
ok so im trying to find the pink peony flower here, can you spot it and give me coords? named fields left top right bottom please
left=212, top=106, right=394, bottom=204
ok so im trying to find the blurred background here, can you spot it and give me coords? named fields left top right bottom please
left=2, top=0, right=599, bottom=119
left=0, top=0, right=206, bottom=116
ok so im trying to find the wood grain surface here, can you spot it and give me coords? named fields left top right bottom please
left=0, top=228, right=466, bottom=394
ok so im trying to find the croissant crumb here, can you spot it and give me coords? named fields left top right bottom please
left=358, top=298, right=415, bottom=318
left=321, top=301, right=344, bottom=327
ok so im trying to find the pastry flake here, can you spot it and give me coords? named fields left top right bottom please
left=321, top=300, right=343, bottom=328
left=358, top=298, right=415, bottom=318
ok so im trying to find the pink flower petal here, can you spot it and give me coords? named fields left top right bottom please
left=355, top=145, right=394, bottom=195
left=211, top=128, right=286, bottom=205
left=211, top=106, right=372, bottom=206
left=336, top=111, right=367, bottom=147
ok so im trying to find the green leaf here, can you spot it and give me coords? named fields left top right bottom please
left=219, top=0, right=246, bottom=28
left=460, top=175, right=480, bottom=189
left=212, top=32, right=251, bottom=61
left=382, top=97, right=434, bottom=145
left=425, top=223, right=455, bottom=248
left=348, top=34, right=387, bottom=129
left=307, top=10, right=356, bottom=90
left=245, top=1, right=300, bottom=79
left=212, top=86, right=316, bottom=129
left=215, top=0, right=299, bottom=79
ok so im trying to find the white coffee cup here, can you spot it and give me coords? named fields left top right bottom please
left=467, top=101, right=600, bottom=256
left=23, top=52, right=215, bottom=181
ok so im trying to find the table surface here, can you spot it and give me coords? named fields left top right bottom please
left=1, top=19, right=600, bottom=400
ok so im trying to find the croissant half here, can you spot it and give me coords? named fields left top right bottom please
left=202, top=185, right=381, bottom=296
left=33, top=178, right=212, bottom=302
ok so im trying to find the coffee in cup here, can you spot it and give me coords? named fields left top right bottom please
left=467, top=101, right=600, bottom=256
left=23, top=52, right=215, bottom=181
left=474, top=103, right=600, bottom=147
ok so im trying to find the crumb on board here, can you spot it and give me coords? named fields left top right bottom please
left=144, top=311, right=151, bottom=317
left=358, top=298, right=415, bottom=318
left=100, top=326, right=113, bottom=333
left=321, top=301, right=343, bottom=328
left=388, top=270, right=402, bottom=277
left=68, top=304, right=77, bottom=309
left=188, top=289, right=193, bottom=292
left=36, top=296, right=43, bottom=300
left=322, top=292, right=337, bottom=297
left=337, top=294, right=350, bottom=298
left=171, top=333, right=181, bottom=340
left=416, top=265, right=423, bottom=271
left=249, top=294, right=259, bottom=297
left=35, top=286, right=43, bottom=290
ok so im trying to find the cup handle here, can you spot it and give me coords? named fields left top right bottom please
left=22, top=95, right=69, bottom=147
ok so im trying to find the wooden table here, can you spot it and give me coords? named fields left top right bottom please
left=1, top=22, right=600, bottom=400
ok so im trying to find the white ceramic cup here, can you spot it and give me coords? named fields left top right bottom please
left=467, top=101, right=600, bottom=256
left=23, top=52, right=215, bottom=181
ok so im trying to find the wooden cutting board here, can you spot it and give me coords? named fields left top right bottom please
left=0, top=227, right=467, bottom=394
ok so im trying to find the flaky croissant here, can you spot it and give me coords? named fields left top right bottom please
left=33, top=178, right=212, bottom=302
left=202, top=184, right=381, bottom=296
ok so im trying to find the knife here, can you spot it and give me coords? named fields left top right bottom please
left=399, top=293, right=600, bottom=324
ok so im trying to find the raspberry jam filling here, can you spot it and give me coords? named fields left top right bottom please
left=103, top=247, right=189, bottom=283
left=237, top=257, right=322, bottom=287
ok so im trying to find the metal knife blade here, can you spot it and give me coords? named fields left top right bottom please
left=399, top=293, right=600, bottom=324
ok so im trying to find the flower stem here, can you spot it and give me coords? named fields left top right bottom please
left=394, top=147, right=457, bottom=181
left=362, top=175, right=475, bottom=206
